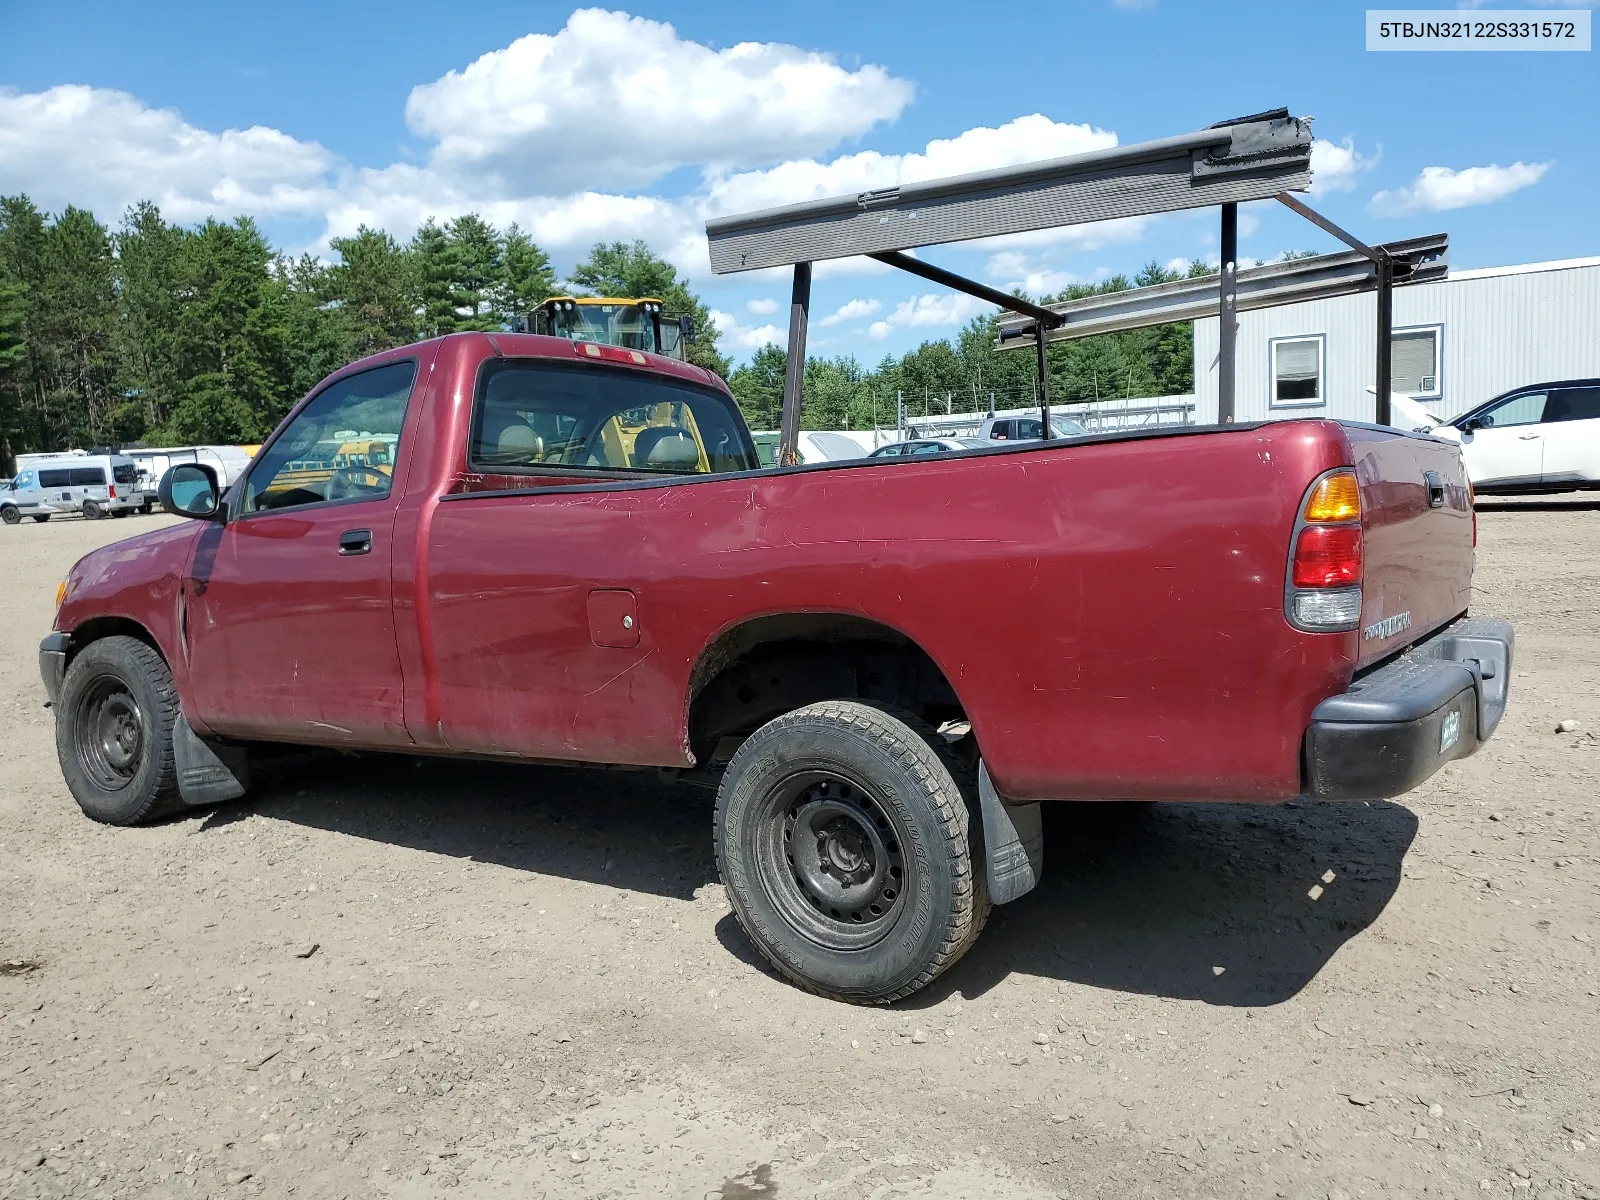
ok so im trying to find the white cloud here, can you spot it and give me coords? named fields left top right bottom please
left=1369, top=161, right=1550, bottom=217
left=708, top=308, right=783, bottom=351
left=818, top=298, right=881, bottom=327
left=1309, top=136, right=1378, bottom=196
left=0, top=19, right=1160, bottom=307
left=701, top=113, right=1117, bottom=219
left=866, top=291, right=994, bottom=340
left=986, top=250, right=1075, bottom=297
left=0, top=84, right=336, bottom=224
left=405, top=8, right=912, bottom=192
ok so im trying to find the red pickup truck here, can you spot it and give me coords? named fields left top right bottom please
left=41, top=331, right=1512, bottom=1003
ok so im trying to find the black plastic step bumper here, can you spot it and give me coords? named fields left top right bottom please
left=1304, top=616, right=1513, bottom=801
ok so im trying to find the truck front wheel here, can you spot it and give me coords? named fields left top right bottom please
left=0, top=505, right=18, bottom=525
left=55, top=636, right=181, bottom=825
left=714, top=701, right=989, bottom=1004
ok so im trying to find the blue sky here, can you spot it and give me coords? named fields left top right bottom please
left=1, top=0, right=1593, bottom=364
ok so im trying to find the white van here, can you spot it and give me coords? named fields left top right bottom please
left=1, top=454, right=142, bottom=524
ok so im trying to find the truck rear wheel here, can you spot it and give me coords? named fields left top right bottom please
left=82, top=500, right=102, bottom=520
left=32, top=514, right=50, bottom=523
left=55, top=636, right=181, bottom=826
left=1, top=505, right=18, bottom=525
left=714, top=701, right=988, bottom=1004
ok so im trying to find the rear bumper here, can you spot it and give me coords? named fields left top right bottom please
left=1305, top=615, right=1513, bottom=801
left=39, top=631, right=70, bottom=706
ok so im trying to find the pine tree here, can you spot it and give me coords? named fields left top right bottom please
left=159, top=218, right=287, bottom=443
left=501, top=223, right=555, bottom=320
left=412, top=220, right=457, bottom=339
left=444, top=214, right=503, bottom=330
left=0, top=279, right=27, bottom=471
left=40, top=207, right=119, bottom=446
left=114, top=201, right=186, bottom=435
left=326, top=226, right=418, bottom=355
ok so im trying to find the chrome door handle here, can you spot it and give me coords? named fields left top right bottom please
left=1517, top=434, right=1540, bottom=440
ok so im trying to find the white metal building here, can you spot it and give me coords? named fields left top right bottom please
left=1192, top=256, right=1600, bottom=425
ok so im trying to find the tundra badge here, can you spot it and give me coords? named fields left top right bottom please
left=1363, top=611, right=1412, bottom=641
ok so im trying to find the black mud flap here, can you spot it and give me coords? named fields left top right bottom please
left=173, top=714, right=251, bottom=807
left=978, top=762, right=1043, bottom=904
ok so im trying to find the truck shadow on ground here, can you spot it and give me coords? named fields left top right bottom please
left=888, top=798, right=1419, bottom=1007
left=222, top=755, right=1416, bottom=1008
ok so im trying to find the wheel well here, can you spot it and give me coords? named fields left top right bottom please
left=686, top=614, right=966, bottom=764
left=66, top=617, right=166, bottom=669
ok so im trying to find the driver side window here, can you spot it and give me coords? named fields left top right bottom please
left=243, top=361, right=417, bottom=514
left=1480, top=392, right=1546, bottom=429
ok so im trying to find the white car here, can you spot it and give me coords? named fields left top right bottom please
left=976, top=415, right=1089, bottom=441
left=1429, top=379, right=1600, bottom=495
left=868, top=436, right=995, bottom=458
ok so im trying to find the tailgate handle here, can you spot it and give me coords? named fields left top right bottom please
left=1423, top=471, right=1445, bottom=508
left=338, top=529, right=373, bottom=556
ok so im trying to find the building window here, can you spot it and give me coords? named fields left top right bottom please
left=1269, top=335, right=1325, bottom=408
left=1391, top=325, right=1443, bottom=398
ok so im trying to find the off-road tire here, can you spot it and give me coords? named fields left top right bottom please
left=32, top=513, right=50, bottom=523
left=112, top=509, right=129, bottom=518
left=55, top=636, right=182, bottom=826
left=140, top=502, right=153, bottom=515
left=0, top=505, right=18, bottom=525
left=81, top=500, right=102, bottom=520
left=715, top=700, right=990, bottom=1004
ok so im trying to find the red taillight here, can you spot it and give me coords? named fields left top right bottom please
left=1292, top=524, right=1364, bottom=588
left=108, top=484, right=117, bottom=499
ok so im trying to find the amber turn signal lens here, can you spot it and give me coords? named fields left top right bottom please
left=1303, top=472, right=1361, bottom=523
left=55, top=580, right=67, bottom=609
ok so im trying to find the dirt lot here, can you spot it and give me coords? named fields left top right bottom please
left=1, top=501, right=1597, bottom=1200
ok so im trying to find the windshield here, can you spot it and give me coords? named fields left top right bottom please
left=471, top=359, right=757, bottom=476
left=550, top=304, right=658, bottom=353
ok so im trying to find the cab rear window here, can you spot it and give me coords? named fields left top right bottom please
left=470, top=360, right=757, bottom=476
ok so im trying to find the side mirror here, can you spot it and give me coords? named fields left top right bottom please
left=1460, top=417, right=1484, bottom=433
left=159, top=463, right=222, bottom=519
left=677, top=314, right=697, bottom=344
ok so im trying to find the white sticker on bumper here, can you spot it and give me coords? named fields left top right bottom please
left=1440, top=708, right=1461, bottom=754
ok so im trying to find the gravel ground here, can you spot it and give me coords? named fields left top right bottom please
left=1, top=499, right=1597, bottom=1200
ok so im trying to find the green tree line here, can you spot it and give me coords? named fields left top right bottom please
left=0, top=196, right=729, bottom=469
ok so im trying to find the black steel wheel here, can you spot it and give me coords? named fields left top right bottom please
left=760, top=772, right=909, bottom=951
left=715, top=701, right=989, bottom=1004
left=32, top=513, right=50, bottom=523
left=72, top=675, right=147, bottom=791
left=55, top=635, right=181, bottom=825
left=0, top=505, right=18, bottom=525
left=82, top=500, right=102, bottom=520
